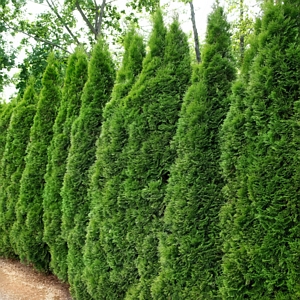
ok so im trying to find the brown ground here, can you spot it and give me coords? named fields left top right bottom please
left=0, top=258, right=72, bottom=300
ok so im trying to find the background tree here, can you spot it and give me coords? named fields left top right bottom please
left=220, top=1, right=300, bottom=298
left=0, top=77, right=37, bottom=258
left=43, top=48, right=88, bottom=282
left=151, top=5, right=235, bottom=299
left=225, top=0, right=257, bottom=65
left=60, top=38, right=115, bottom=300
left=10, top=53, right=61, bottom=272
left=83, top=27, right=145, bottom=300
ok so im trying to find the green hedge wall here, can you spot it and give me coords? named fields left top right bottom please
left=60, top=38, right=115, bottom=300
left=11, top=53, right=61, bottom=272
left=152, top=5, right=236, bottom=299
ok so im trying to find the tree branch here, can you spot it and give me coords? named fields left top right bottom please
left=3, top=21, right=71, bottom=54
left=96, top=0, right=106, bottom=39
left=45, top=0, right=81, bottom=45
left=75, top=0, right=97, bottom=37
left=189, top=1, right=201, bottom=63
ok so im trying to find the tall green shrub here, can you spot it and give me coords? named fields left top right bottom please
left=120, top=16, right=191, bottom=299
left=43, top=48, right=88, bottom=282
left=60, top=38, right=115, bottom=300
left=151, top=5, right=235, bottom=299
left=84, top=11, right=167, bottom=299
left=11, top=53, right=61, bottom=271
left=220, top=1, right=300, bottom=298
left=0, top=101, right=15, bottom=162
left=83, top=28, right=145, bottom=300
left=0, top=78, right=37, bottom=258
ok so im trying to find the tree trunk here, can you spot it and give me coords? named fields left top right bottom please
left=189, top=1, right=201, bottom=63
left=239, top=0, right=244, bottom=64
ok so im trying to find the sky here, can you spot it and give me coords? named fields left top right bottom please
left=1, top=0, right=245, bottom=99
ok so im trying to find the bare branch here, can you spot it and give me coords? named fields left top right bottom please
left=96, top=0, right=106, bottom=39
left=75, top=0, right=97, bottom=37
left=189, top=1, right=201, bottom=63
left=45, top=0, right=81, bottom=45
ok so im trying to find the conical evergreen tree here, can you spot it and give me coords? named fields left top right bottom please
left=60, top=38, right=115, bottom=300
left=220, top=1, right=300, bottom=298
left=11, top=53, right=61, bottom=271
left=0, top=78, right=37, bottom=258
left=84, top=11, right=167, bottom=298
left=0, top=101, right=15, bottom=162
left=117, top=15, right=192, bottom=299
left=151, top=5, right=235, bottom=299
left=218, top=17, right=262, bottom=298
left=83, top=28, right=145, bottom=299
left=43, top=48, right=88, bottom=282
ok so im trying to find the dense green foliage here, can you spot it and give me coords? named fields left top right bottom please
left=152, top=5, right=236, bottom=299
left=220, top=1, right=300, bottom=298
left=83, top=28, right=145, bottom=299
left=11, top=53, right=61, bottom=272
left=60, top=39, right=115, bottom=300
left=87, top=11, right=167, bottom=298
left=0, top=101, right=15, bottom=162
left=113, top=13, right=191, bottom=298
left=43, top=48, right=88, bottom=282
left=0, top=78, right=37, bottom=258
left=1, top=3, right=300, bottom=299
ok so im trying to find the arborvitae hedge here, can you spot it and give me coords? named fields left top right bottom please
left=0, top=101, right=15, bottom=162
left=220, top=1, right=300, bottom=298
left=60, top=39, right=115, bottom=300
left=115, top=15, right=191, bottom=299
left=43, top=48, right=88, bottom=282
left=152, top=5, right=235, bottom=299
left=11, top=53, right=61, bottom=271
left=0, top=78, right=37, bottom=258
left=83, top=11, right=167, bottom=299
left=83, top=28, right=145, bottom=299
left=219, top=18, right=261, bottom=299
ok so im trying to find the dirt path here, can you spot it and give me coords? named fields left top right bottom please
left=0, top=258, right=72, bottom=300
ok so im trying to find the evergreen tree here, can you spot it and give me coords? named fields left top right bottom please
left=83, top=28, right=145, bottom=299
left=0, top=78, right=37, bottom=258
left=220, top=1, right=300, bottom=298
left=120, top=15, right=191, bottom=299
left=86, top=11, right=167, bottom=298
left=43, top=48, right=88, bottom=282
left=60, top=38, right=115, bottom=300
left=151, top=5, right=235, bottom=299
left=10, top=53, right=61, bottom=271
left=0, top=101, right=15, bottom=162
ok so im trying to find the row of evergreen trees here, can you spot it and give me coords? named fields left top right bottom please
left=1, top=1, right=300, bottom=299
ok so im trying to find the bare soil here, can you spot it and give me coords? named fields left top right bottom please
left=0, top=258, right=72, bottom=300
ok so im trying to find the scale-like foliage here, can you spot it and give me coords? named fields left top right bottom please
left=118, top=14, right=192, bottom=299
left=152, top=5, right=235, bottom=299
left=60, top=38, right=115, bottom=300
left=0, top=78, right=37, bottom=258
left=0, top=102, right=15, bottom=163
left=11, top=53, right=61, bottom=272
left=43, top=48, right=88, bottom=282
left=220, top=1, right=300, bottom=298
left=83, top=28, right=145, bottom=299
